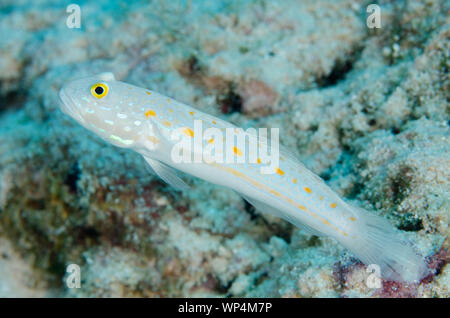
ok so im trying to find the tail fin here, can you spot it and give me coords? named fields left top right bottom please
left=341, top=208, right=430, bottom=283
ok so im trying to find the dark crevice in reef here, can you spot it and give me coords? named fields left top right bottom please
left=319, top=172, right=330, bottom=181
left=186, top=55, right=203, bottom=74
left=217, top=85, right=242, bottom=114
left=244, top=199, right=259, bottom=221
left=346, top=181, right=365, bottom=200
left=390, top=165, right=414, bottom=205
left=368, top=118, right=377, bottom=127
left=177, top=54, right=207, bottom=86
left=219, top=279, right=234, bottom=296
left=0, top=88, right=27, bottom=113
left=397, top=215, right=424, bottom=232
left=65, top=162, right=81, bottom=194
left=177, top=54, right=244, bottom=115
left=391, top=127, right=401, bottom=135
left=335, top=127, right=355, bottom=153
left=316, top=46, right=363, bottom=88
left=74, top=225, right=101, bottom=243
left=243, top=199, right=292, bottom=244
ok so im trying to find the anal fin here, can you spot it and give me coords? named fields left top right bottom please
left=242, top=194, right=325, bottom=237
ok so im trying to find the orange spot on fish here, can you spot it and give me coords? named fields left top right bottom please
left=183, top=127, right=194, bottom=137
left=147, top=136, right=159, bottom=144
left=292, top=178, right=297, bottom=184
left=145, top=110, right=156, bottom=117
left=304, top=187, right=312, bottom=194
left=330, top=203, right=337, bottom=208
left=269, top=189, right=281, bottom=197
left=163, top=121, right=172, bottom=127
left=233, top=146, right=243, bottom=156
left=257, top=158, right=261, bottom=164
left=350, top=217, right=356, bottom=222
left=276, top=168, right=284, bottom=176
left=146, top=91, right=151, bottom=95
left=189, top=111, right=195, bottom=116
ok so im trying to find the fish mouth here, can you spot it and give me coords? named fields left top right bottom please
left=58, top=87, right=82, bottom=122
left=58, top=88, right=74, bottom=114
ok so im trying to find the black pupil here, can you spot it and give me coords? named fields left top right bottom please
left=95, top=86, right=104, bottom=95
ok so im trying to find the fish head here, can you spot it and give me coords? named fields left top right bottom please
left=58, top=72, right=151, bottom=148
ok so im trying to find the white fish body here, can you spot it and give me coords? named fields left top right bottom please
left=59, top=72, right=429, bottom=282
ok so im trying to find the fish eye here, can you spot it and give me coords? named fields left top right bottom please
left=90, top=83, right=109, bottom=99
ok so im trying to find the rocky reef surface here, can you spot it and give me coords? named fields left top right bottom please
left=0, top=0, right=448, bottom=297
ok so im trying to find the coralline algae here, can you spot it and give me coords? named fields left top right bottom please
left=0, top=0, right=448, bottom=297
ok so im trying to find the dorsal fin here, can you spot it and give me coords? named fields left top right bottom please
left=97, top=72, right=116, bottom=81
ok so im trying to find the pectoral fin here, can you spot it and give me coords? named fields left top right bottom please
left=143, top=156, right=190, bottom=191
